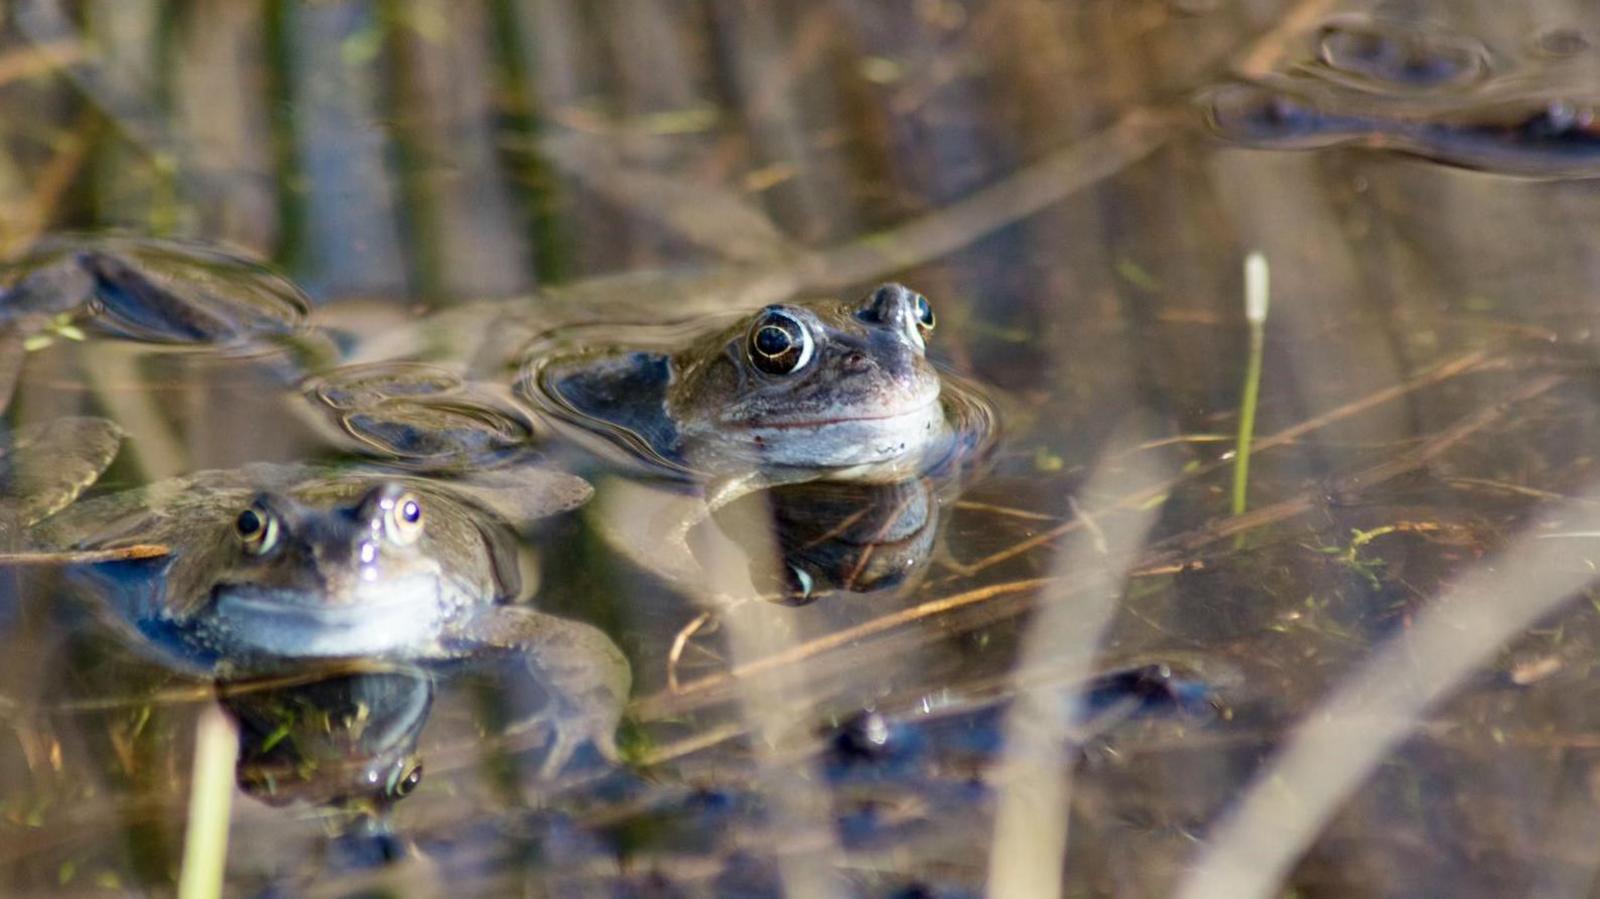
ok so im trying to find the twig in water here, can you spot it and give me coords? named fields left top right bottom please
left=1234, top=0, right=1341, bottom=79
left=987, top=423, right=1168, bottom=899
left=0, top=544, right=169, bottom=565
left=940, top=347, right=1495, bottom=578
left=667, top=610, right=716, bottom=694
left=637, top=371, right=1564, bottom=720
left=1175, top=476, right=1600, bottom=899
left=803, top=106, right=1178, bottom=289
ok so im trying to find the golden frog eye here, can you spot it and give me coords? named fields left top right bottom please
left=235, top=502, right=279, bottom=556
left=389, top=762, right=423, bottom=798
left=384, top=491, right=425, bottom=545
left=747, top=309, right=813, bottom=376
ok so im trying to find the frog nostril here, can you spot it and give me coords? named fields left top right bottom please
left=860, top=283, right=914, bottom=326
left=843, top=350, right=870, bottom=372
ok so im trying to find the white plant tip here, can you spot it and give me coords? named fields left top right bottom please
left=1245, top=252, right=1270, bottom=326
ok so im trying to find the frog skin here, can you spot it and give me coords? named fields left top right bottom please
left=31, top=461, right=627, bottom=774
left=0, top=417, right=124, bottom=548
left=524, top=283, right=991, bottom=482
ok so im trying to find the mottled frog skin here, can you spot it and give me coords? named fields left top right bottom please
left=33, top=461, right=627, bottom=773
left=525, top=283, right=991, bottom=481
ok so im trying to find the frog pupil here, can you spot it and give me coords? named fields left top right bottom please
left=916, top=295, right=934, bottom=328
left=396, top=764, right=423, bottom=795
left=401, top=500, right=421, bottom=524
left=236, top=509, right=261, bottom=537
left=755, top=324, right=791, bottom=356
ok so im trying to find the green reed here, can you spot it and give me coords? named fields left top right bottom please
left=177, top=706, right=237, bottom=899
left=1231, top=252, right=1269, bottom=519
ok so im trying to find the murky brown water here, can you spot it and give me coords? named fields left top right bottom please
left=7, top=1, right=1600, bottom=896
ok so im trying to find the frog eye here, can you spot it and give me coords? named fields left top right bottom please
left=747, top=309, right=814, bottom=376
left=235, top=502, right=280, bottom=556
left=383, top=492, right=425, bottom=545
left=388, top=762, right=424, bottom=798
left=913, top=293, right=935, bottom=333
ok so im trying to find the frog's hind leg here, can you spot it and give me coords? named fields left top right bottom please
left=449, top=607, right=631, bottom=778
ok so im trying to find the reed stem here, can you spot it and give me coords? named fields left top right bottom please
left=1232, top=252, right=1270, bottom=518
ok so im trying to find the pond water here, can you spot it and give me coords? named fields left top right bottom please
left=5, top=1, right=1600, bottom=897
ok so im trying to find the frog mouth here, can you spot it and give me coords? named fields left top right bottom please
left=748, top=400, right=943, bottom=431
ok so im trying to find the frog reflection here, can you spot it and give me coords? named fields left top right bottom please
left=32, top=460, right=627, bottom=775
left=222, top=665, right=432, bottom=813
left=523, top=283, right=993, bottom=482
left=712, top=475, right=941, bottom=604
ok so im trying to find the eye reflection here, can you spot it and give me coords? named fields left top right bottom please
left=914, top=293, right=935, bottom=332
left=384, top=491, right=426, bottom=545
left=747, top=310, right=814, bottom=375
left=236, top=502, right=280, bottom=555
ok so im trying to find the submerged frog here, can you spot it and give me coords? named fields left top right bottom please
left=224, top=664, right=434, bottom=816
left=523, top=283, right=991, bottom=481
left=710, top=475, right=945, bottom=605
left=21, top=444, right=626, bottom=773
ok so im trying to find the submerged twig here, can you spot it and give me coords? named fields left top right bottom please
left=1234, top=0, right=1340, bottom=79
left=0, top=109, right=98, bottom=259
left=802, top=107, right=1177, bottom=289
left=1175, top=476, right=1600, bottom=899
left=987, top=425, right=1167, bottom=899
left=0, top=544, right=168, bottom=565
left=1152, top=372, right=1563, bottom=558
left=941, top=347, right=1496, bottom=578
left=636, top=370, right=1563, bottom=720
left=633, top=576, right=1054, bottom=718
left=666, top=610, right=716, bottom=694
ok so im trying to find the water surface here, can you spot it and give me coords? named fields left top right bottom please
left=5, top=1, right=1600, bottom=897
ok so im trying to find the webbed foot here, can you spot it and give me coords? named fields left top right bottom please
left=455, top=606, right=630, bottom=777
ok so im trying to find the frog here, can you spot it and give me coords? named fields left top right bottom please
left=514, top=283, right=995, bottom=601
left=1202, top=79, right=1600, bottom=179
left=8, top=423, right=627, bottom=775
left=522, top=283, right=989, bottom=481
